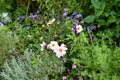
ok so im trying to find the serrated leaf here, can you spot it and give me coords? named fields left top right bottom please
left=84, top=15, right=96, bottom=23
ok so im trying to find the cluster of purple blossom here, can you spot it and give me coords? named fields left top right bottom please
left=46, top=8, right=84, bottom=36
left=61, top=8, right=85, bottom=36
left=17, top=7, right=42, bottom=21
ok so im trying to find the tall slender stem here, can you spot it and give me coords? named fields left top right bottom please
left=26, top=0, right=31, bottom=16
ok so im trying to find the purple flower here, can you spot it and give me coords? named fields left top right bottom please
left=73, top=22, right=78, bottom=36
left=67, top=15, right=73, bottom=20
left=63, top=12, right=67, bottom=17
left=62, top=76, right=67, bottom=80
left=92, top=26, right=96, bottom=30
left=86, top=26, right=91, bottom=33
left=17, top=16, right=25, bottom=20
left=0, top=22, right=4, bottom=28
left=63, top=8, right=68, bottom=12
left=74, top=22, right=78, bottom=26
left=74, top=14, right=82, bottom=19
left=53, top=14, right=57, bottom=19
left=68, top=12, right=82, bottom=20
left=60, top=15, right=64, bottom=23
left=29, top=13, right=38, bottom=19
left=72, top=12, right=77, bottom=16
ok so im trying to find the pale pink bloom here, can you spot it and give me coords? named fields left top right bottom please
left=62, top=76, right=67, bottom=80
left=40, top=42, right=46, bottom=51
left=47, top=18, right=56, bottom=25
left=48, top=41, right=58, bottom=50
left=72, top=65, right=77, bottom=69
left=54, top=44, right=67, bottom=58
left=76, top=25, right=83, bottom=33
left=80, top=20, right=84, bottom=24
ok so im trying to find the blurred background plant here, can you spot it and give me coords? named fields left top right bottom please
left=0, top=49, right=65, bottom=80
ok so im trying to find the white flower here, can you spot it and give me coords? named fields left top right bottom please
left=40, top=42, right=46, bottom=51
left=54, top=44, right=67, bottom=58
left=1, top=13, right=11, bottom=23
left=47, top=41, right=58, bottom=50
left=47, top=18, right=56, bottom=25
left=76, top=25, right=83, bottom=33
left=2, top=13, right=8, bottom=17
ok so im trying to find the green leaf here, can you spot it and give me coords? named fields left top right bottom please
left=95, top=8, right=103, bottom=17
left=108, top=15, right=116, bottom=23
left=84, top=15, right=96, bottom=23
left=45, top=0, right=50, bottom=4
left=91, top=0, right=106, bottom=16
left=91, top=0, right=101, bottom=9
left=98, top=19, right=106, bottom=26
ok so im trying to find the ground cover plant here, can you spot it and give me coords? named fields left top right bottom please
left=0, top=0, right=120, bottom=80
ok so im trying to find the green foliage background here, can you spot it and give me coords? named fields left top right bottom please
left=0, top=0, right=120, bottom=80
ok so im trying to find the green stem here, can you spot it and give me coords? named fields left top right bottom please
left=26, top=0, right=31, bottom=16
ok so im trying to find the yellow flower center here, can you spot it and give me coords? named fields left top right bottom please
left=52, top=44, right=55, bottom=47
left=77, top=27, right=80, bottom=30
left=58, top=48, right=63, bottom=53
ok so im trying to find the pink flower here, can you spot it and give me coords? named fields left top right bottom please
left=62, top=76, right=67, bottom=80
left=54, top=44, right=67, bottom=58
left=80, top=20, right=84, bottom=24
left=72, top=65, right=77, bottom=69
left=40, top=42, right=46, bottom=51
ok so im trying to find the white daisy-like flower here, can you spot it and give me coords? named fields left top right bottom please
left=76, top=25, right=83, bottom=33
left=40, top=42, right=46, bottom=51
left=54, top=44, right=67, bottom=58
left=47, top=18, right=56, bottom=25
left=47, top=41, right=58, bottom=50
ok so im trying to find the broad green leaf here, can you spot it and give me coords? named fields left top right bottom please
left=95, top=9, right=103, bottom=17
left=84, top=15, right=96, bottom=23
left=91, top=0, right=101, bottom=9
left=91, top=0, right=106, bottom=16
